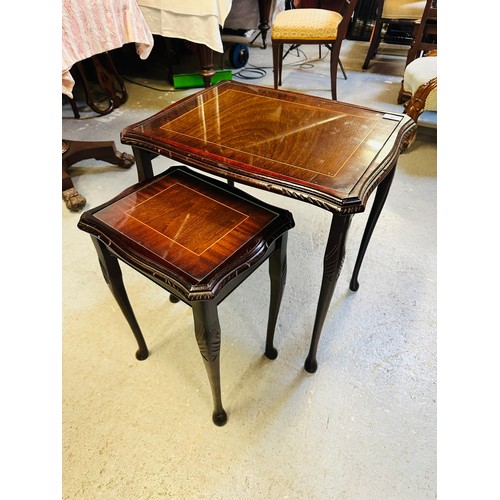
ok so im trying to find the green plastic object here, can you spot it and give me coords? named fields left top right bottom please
left=173, top=70, right=232, bottom=89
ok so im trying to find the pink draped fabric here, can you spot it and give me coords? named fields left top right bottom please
left=62, top=0, right=154, bottom=97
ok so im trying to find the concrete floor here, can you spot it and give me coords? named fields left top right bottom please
left=62, top=39, right=437, bottom=498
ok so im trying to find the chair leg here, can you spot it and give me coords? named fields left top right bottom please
left=91, top=236, right=149, bottom=361
left=397, top=80, right=411, bottom=104
left=192, top=301, right=228, bottom=426
left=405, top=22, right=422, bottom=67
left=272, top=42, right=281, bottom=89
left=339, top=59, right=347, bottom=80
left=278, top=44, right=284, bottom=86
left=273, top=42, right=284, bottom=88
left=362, top=19, right=383, bottom=70
left=264, top=233, right=288, bottom=360
left=330, top=44, right=342, bottom=100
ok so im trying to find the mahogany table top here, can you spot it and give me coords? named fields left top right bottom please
left=121, top=81, right=415, bottom=214
left=78, top=166, right=294, bottom=298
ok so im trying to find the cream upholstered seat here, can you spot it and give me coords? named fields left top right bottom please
left=362, top=0, right=426, bottom=70
left=398, top=52, right=436, bottom=149
left=383, top=0, right=425, bottom=18
left=271, top=2, right=358, bottom=100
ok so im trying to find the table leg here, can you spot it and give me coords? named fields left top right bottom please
left=196, top=44, right=216, bottom=88
left=349, top=166, right=396, bottom=291
left=91, top=236, right=149, bottom=361
left=265, top=233, right=289, bottom=360
left=192, top=301, right=228, bottom=426
left=257, top=0, right=272, bottom=48
left=305, top=213, right=352, bottom=373
left=132, top=147, right=157, bottom=181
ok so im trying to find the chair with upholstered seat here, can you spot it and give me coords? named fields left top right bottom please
left=362, top=0, right=427, bottom=70
left=397, top=51, right=436, bottom=149
left=405, top=0, right=437, bottom=66
left=271, top=1, right=358, bottom=100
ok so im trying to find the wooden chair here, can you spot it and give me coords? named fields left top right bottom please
left=271, top=0, right=358, bottom=100
left=405, top=0, right=437, bottom=66
left=362, top=0, right=427, bottom=70
left=397, top=51, right=437, bottom=149
left=78, top=165, right=295, bottom=426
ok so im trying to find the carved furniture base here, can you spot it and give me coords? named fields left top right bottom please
left=77, top=166, right=295, bottom=425
left=62, top=187, right=87, bottom=211
left=62, top=139, right=135, bottom=211
left=69, top=52, right=128, bottom=118
left=401, top=76, right=437, bottom=149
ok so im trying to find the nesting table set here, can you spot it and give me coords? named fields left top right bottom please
left=78, top=81, right=415, bottom=425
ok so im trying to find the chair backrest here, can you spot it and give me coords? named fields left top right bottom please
left=336, top=0, right=359, bottom=40
left=381, top=0, right=427, bottom=20
left=405, top=0, right=437, bottom=65
left=288, top=0, right=359, bottom=41
left=311, top=0, right=359, bottom=45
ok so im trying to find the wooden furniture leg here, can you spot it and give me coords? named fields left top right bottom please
left=257, top=0, right=273, bottom=48
left=78, top=165, right=295, bottom=426
left=265, top=233, right=288, bottom=360
left=196, top=44, right=216, bottom=88
left=91, top=236, right=150, bottom=361
left=349, top=166, right=397, bottom=291
left=192, top=300, right=227, bottom=426
left=62, top=139, right=134, bottom=211
left=132, top=146, right=156, bottom=182
left=73, top=52, right=128, bottom=117
left=305, top=213, right=352, bottom=373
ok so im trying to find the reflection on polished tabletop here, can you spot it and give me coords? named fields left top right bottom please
left=78, top=166, right=295, bottom=425
left=121, top=81, right=416, bottom=372
left=122, top=81, right=414, bottom=214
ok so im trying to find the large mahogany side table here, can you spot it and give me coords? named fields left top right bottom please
left=120, top=81, right=416, bottom=373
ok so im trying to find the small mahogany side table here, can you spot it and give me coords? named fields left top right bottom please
left=120, top=81, right=416, bottom=372
left=78, top=165, right=294, bottom=425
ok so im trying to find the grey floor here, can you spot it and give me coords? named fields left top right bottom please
left=62, top=39, right=437, bottom=499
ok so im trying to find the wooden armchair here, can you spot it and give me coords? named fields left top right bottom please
left=398, top=51, right=436, bottom=149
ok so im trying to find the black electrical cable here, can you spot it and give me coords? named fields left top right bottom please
left=121, top=75, right=176, bottom=92
left=233, top=66, right=266, bottom=80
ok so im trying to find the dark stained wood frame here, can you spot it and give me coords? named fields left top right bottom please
left=120, top=81, right=416, bottom=372
left=78, top=165, right=295, bottom=426
left=271, top=0, right=358, bottom=100
left=362, top=0, right=423, bottom=70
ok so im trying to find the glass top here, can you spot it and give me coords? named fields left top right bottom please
left=122, top=81, right=415, bottom=213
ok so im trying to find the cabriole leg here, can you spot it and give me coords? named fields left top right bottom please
left=305, top=214, right=352, bottom=373
left=91, top=236, right=149, bottom=360
left=349, top=166, right=396, bottom=291
left=265, top=233, right=288, bottom=360
left=192, top=301, right=227, bottom=426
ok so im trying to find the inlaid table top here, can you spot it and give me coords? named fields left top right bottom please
left=79, top=166, right=294, bottom=299
left=119, top=81, right=416, bottom=373
left=121, top=81, right=415, bottom=214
